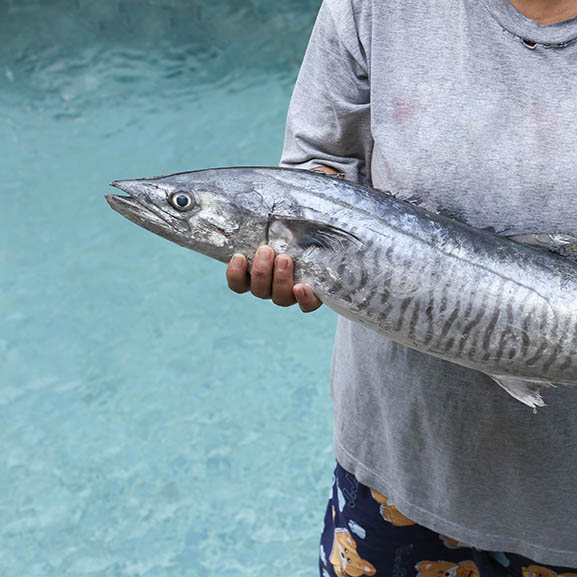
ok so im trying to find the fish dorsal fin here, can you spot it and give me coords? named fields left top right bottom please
left=389, top=191, right=426, bottom=208
left=500, top=232, right=577, bottom=262
left=269, top=217, right=362, bottom=251
left=489, top=374, right=554, bottom=410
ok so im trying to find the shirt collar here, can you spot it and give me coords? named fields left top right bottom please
left=480, top=0, right=577, bottom=46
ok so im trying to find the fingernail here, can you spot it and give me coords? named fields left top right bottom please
left=276, top=255, right=289, bottom=272
left=257, top=246, right=273, bottom=262
left=230, top=254, right=245, bottom=270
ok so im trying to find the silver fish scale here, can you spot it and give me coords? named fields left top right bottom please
left=275, top=170, right=577, bottom=384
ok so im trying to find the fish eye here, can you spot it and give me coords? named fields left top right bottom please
left=169, top=191, right=195, bottom=211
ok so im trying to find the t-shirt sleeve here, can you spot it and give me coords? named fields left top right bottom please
left=279, top=0, right=372, bottom=185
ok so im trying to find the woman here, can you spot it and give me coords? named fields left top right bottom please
left=227, top=0, right=577, bottom=575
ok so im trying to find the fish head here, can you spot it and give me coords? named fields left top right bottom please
left=106, top=169, right=273, bottom=262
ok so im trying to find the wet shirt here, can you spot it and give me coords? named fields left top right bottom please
left=280, top=0, right=577, bottom=566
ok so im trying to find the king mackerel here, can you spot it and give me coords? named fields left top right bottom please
left=106, top=166, right=577, bottom=408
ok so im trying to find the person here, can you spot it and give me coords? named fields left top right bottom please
left=227, top=0, right=577, bottom=575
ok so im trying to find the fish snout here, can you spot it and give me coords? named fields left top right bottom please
left=109, top=179, right=146, bottom=198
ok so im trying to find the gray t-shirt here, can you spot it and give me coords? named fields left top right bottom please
left=280, top=0, right=577, bottom=567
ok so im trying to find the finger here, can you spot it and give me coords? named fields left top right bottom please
left=272, top=254, right=297, bottom=307
left=293, top=283, right=323, bottom=313
left=250, top=245, right=275, bottom=299
left=226, top=254, right=249, bottom=293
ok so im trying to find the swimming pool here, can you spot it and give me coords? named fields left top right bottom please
left=0, top=1, right=336, bottom=575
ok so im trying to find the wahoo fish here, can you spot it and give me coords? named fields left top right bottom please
left=106, top=167, right=577, bottom=408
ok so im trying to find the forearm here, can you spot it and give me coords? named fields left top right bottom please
left=311, top=165, right=343, bottom=175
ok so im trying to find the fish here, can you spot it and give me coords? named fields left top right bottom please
left=106, top=166, right=577, bottom=409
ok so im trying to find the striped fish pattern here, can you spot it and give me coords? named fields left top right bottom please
left=106, top=167, right=577, bottom=408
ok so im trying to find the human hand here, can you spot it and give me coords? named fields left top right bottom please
left=226, top=246, right=322, bottom=313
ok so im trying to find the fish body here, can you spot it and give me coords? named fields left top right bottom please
left=106, top=167, right=577, bottom=407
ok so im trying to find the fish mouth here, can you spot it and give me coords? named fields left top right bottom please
left=106, top=180, right=188, bottom=234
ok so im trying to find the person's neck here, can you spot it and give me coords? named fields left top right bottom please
left=508, top=0, right=577, bottom=24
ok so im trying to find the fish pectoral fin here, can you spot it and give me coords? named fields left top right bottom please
left=270, top=217, right=363, bottom=251
left=489, top=375, right=554, bottom=409
left=500, top=232, right=577, bottom=263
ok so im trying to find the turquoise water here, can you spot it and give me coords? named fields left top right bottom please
left=0, top=1, right=337, bottom=575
